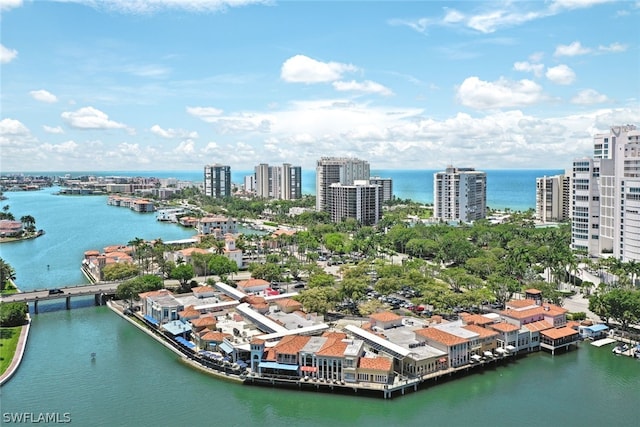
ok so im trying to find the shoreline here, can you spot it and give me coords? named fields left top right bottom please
left=0, top=315, right=31, bottom=386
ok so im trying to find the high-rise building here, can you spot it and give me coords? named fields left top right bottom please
left=571, top=125, right=640, bottom=261
left=536, top=174, right=571, bottom=223
left=316, top=157, right=370, bottom=211
left=369, top=176, right=393, bottom=203
left=433, top=166, right=486, bottom=222
left=328, top=180, right=383, bottom=226
left=253, top=163, right=302, bottom=200
left=204, top=164, right=231, bottom=198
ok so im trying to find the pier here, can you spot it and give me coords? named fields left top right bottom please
left=0, top=283, right=119, bottom=313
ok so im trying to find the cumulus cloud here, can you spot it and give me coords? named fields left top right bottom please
left=42, top=140, right=79, bottom=154
left=554, top=41, right=591, bottom=57
left=332, top=80, right=394, bottom=96
left=30, top=89, right=58, bottom=103
left=0, top=118, right=30, bottom=136
left=467, top=9, right=543, bottom=33
left=513, top=61, right=544, bottom=77
left=571, top=89, right=610, bottom=105
left=0, top=44, right=18, bottom=64
left=186, top=106, right=223, bottom=120
left=61, top=106, right=130, bottom=130
left=546, top=64, right=576, bottom=85
left=281, top=55, right=358, bottom=84
left=456, top=76, right=545, bottom=109
left=150, top=124, right=198, bottom=139
left=43, top=125, right=65, bottom=134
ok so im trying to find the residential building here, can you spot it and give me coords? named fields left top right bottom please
left=196, top=215, right=237, bottom=236
left=254, top=163, right=302, bottom=200
left=536, top=174, right=571, bottom=222
left=434, top=166, right=486, bottom=222
left=316, top=157, right=370, bottom=211
left=204, top=164, right=231, bottom=198
left=571, top=125, right=640, bottom=261
left=369, top=176, right=393, bottom=203
left=327, top=180, right=383, bottom=226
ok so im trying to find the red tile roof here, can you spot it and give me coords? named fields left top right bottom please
left=524, top=320, right=553, bottom=332
left=506, top=299, right=538, bottom=309
left=541, top=326, right=579, bottom=340
left=415, top=327, right=469, bottom=346
left=316, top=338, right=348, bottom=357
left=489, top=322, right=520, bottom=333
left=370, top=311, right=402, bottom=323
left=358, top=357, right=392, bottom=371
left=463, top=324, right=499, bottom=338
left=274, top=335, right=310, bottom=356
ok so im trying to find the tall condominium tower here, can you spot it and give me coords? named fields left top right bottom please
left=434, top=166, right=487, bottom=222
left=369, top=176, right=393, bottom=203
left=571, top=125, right=640, bottom=261
left=316, top=157, right=370, bottom=211
left=253, top=163, right=302, bottom=200
left=536, top=174, right=571, bottom=223
left=328, top=180, right=383, bottom=226
left=204, top=164, right=231, bottom=198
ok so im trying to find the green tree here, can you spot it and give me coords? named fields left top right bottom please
left=170, top=263, right=195, bottom=290
left=19, top=215, right=36, bottom=234
left=0, top=258, right=17, bottom=291
left=0, top=302, right=28, bottom=327
left=307, top=272, right=336, bottom=289
left=293, top=287, right=338, bottom=314
left=102, top=262, right=140, bottom=281
left=208, top=255, right=238, bottom=283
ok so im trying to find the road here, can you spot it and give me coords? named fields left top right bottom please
left=0, top=282, right=120, bottom=304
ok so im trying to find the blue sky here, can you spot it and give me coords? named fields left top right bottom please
left=1, top=0, right=638, bottom=172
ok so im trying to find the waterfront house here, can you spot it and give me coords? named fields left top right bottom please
left=462, top=324, right=499, bottom=355
left=195, top=329, right=231, bottom=352
left=139, top=289, right=184, bottom=326
left=488, top=322, right=520, bottom=352
left=178, top=305, right=201, bottom=321
left=578, top=323, right=609, bottom=340
left=414, top=327, right=470, bottom=368
left=189, top=315, right=217, bottom=333
left=0, top=219, right=23, bottom=237
left=357, top=357, right=394, bottom=385
left=197, top=216, right=237, bottom=236
left=540, top=326, right=580, bottom=355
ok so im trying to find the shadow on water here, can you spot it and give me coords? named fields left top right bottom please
left=28, top=296, right=99, bottom=314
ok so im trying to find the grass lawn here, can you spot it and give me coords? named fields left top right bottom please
left=0, top=326, right=22, bottom=375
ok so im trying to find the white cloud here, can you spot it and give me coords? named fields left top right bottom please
left=150, top=124, right=198, bottom=139
left=42, top=140, right=79, bottom=154
left=186, top=106, right=223, bottom=120
left=0, top=0, right=23, bottom=12
left=332, top=80, right=394, bottom=96
left=58, top=0, right=270, bottom=14
left=456, top=77, right=545, bottom=109
left=0, top=44, right=18, bottom=64
left=43, top=125, right=65, bottom=134
left=549, top=0, right=615, bottom=12
left=281, top=55, right=358, bottom=84
left=546, top=64, right=576, bottom=85
left=174, top=139, right=196, bottom=155
left=0, top=118, right=30, bottom=136
left=443, top=8, right=465, bottom=24
left=61, top=106, right=130, bottom=130
left=513, top=61, right=545, bottom=77
left=467, top=10, right=543, bottom=33
left=598, top=42, right=627, bottom=53
left=571, top=89, right=610, bottom=105
left=554, top=41, right=591, bottom=57
left=30, top=89, right=59, bottom=103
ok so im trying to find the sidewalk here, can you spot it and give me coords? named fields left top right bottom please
left=0, top=315, right=31, bottom=386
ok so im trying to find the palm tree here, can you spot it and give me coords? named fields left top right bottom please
left=0, top=257, right=17, bottom=291
left=19, top=215, right=36, bottom=233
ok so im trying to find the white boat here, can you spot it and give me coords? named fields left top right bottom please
left=612, top=343, right=629, bottom=355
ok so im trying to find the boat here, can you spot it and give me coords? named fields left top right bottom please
left=612, top=343, right=629, bottom=355
left=634, top=345, right=640, bottom=359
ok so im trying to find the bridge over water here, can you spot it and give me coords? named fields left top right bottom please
left=0, top=282, right=120, bottom=313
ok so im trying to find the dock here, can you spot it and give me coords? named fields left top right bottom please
left=591, top=338, right=616, bottom=347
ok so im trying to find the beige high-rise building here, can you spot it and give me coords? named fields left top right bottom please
left=536, top=174, right=571, bottom=223
left=253, top=163, right=302, bottom=200
left=328, top=180, right=383, bottom=226
left=434, top=166, right=486, bottom=222
left=316, top=157, right=370, bottom=211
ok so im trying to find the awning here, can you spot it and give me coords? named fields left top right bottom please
left=495, top=347, right=507, bottom=354
left=258, top=361, right=299, bottom=371
left=483, top=351, right=494, bottom=357
left=505, top=345, right=516, bottom=352
left=143, top=314, right=159, bottom=326
left=470, top=354, right=482, bottom=361
left=219, top=341, right=234, bottom=354
left=176, top=337, right=195, bottom=349
left=300, top=366, right=317, bottom=372
left=438, top=358, right=447, bottom=363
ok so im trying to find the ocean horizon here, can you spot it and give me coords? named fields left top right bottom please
left=5, top=168, right=565, bottom=211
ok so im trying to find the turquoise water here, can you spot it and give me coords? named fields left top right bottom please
left=16, top=168, right=564, bottom=211
left=2, top=175, right=638, bottom=427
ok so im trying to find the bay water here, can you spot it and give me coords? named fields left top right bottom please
left=1, top=171, right=637, bottom=427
